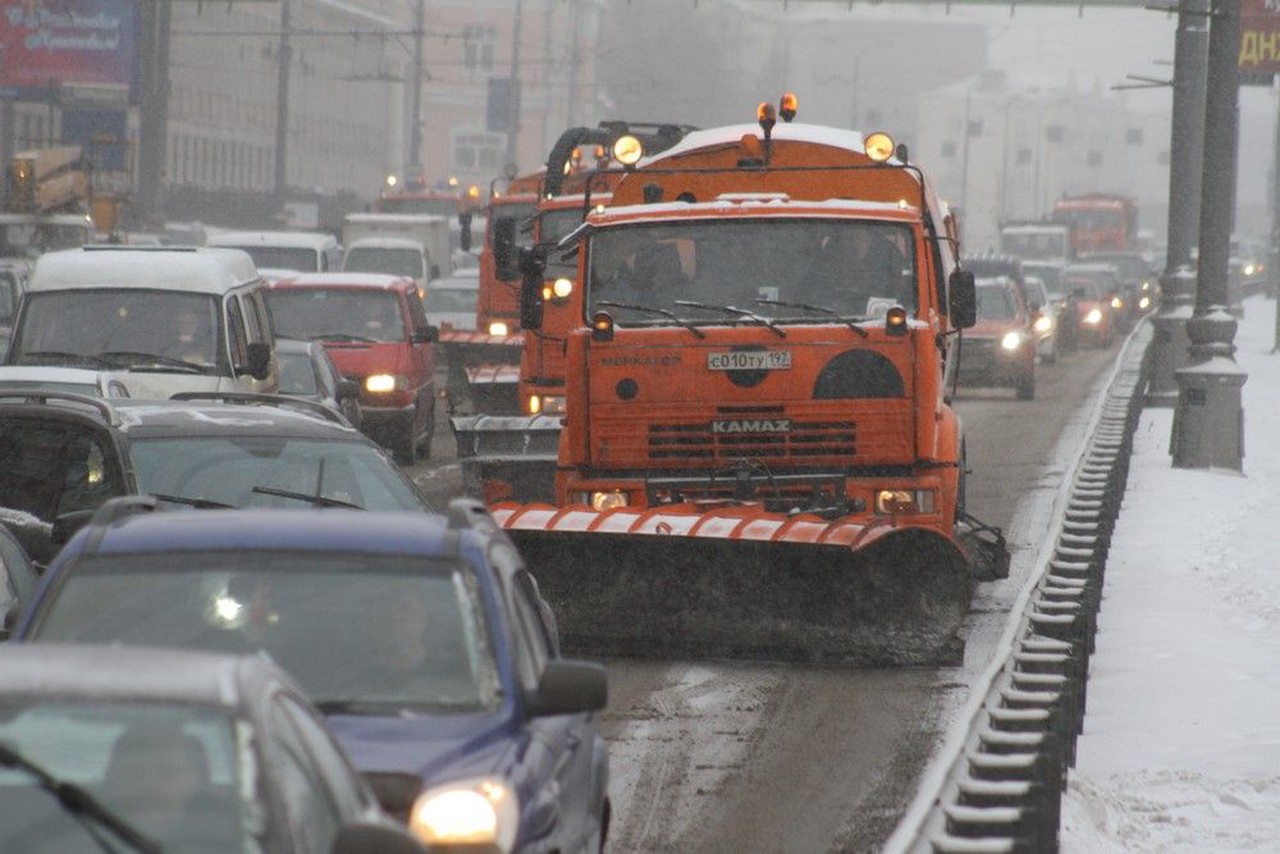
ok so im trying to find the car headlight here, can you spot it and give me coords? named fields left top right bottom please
left=1110, top=296, right=1124, bottom=310
left=1000, top=331, right=1025, bottom=351
left=1138, top=295, right=1151, bottom=310
left=875, top=488, right=936, bottom=515
left=488, top=321, right=510, bottom=337
left=1032, top=315, right=1053, bottom=334
left=365, top=373, right=405, bottom=393
left=1244, top=263, right=1258, bottom=277
left=408, top=778, right=518, bottom=852
left=528, top=393, right=567, bottom=415
left=1083, top=308, right=1103, bottom=325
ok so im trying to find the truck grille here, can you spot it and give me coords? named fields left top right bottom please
left=648, top=415, right=857, bottom=461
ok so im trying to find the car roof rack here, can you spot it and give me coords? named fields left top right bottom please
left=0, top=390, right=120, bottom=426
left=168, top=391, right=348, bottom=426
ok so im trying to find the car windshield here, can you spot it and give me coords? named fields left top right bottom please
left=275, top=351, right=318, bottom=395
left=540, top=207, right=585, bottom=278
left=1067, top=278, right=1101, bottom=300
left=976, top=284, right=1018, bottom=320
left=32, top=553, right=503, bottom=712
left=587, top=219, right=917, bottom=323
left=221, top=245, right=318, bottom=272
left=129, top=435, right=429, bottom=512
left=424, top=284, right=478, bottom=312
left=267, top=288, right=405, bottom=342
left=11, top=290, right=220, bottom=371
left=0, top=700, right=249, bottom=852
left=1021, top=263, right=1063, bottom=292
left=342, top=247, right=423, bottom=279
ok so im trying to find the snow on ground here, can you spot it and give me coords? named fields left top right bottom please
left=1060, top=294, right=1280, bottom=852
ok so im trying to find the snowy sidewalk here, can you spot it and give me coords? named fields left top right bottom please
left=1060, top=294, right=1280, bottom=852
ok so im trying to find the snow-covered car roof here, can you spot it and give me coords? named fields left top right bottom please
left=27, top=246, right=261, bottom=294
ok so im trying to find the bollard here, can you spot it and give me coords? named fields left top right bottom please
left=1170, top=307, right=1247, bottom=470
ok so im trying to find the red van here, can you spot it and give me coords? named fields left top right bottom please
left=267, top=273, right=437, bottom=464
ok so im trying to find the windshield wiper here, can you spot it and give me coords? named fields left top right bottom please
left=596, top=300, right=706, bottom=339
left=674, top=300, right=787, bottom=338
left=149, top=493, right=237, bottom=509
left=98, top=351, right=205, bottom=372
left=310, top=333, right=377, bottom=343
left=754, top=298, right=870, bottom=337
left=17, top=351, right=109, bottom=368
left=0, top=742, right=160, bottom=854
left=250, top=485, right=364, bottom=509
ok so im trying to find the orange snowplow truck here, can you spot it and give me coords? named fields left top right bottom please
left=451, top=123, right=696, bottom=501
left=493, top=98, right=1008, bottom=667
left=1050, top=193, right=1139, bottom=255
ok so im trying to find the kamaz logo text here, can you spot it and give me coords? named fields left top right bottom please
left=711, top=419, right=791, bottom=434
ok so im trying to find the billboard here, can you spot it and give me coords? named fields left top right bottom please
left=1241, top=0, right=1280, bottom=77
left=0, top=0, right=136, bottom=94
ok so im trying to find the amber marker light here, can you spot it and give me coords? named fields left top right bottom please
left=592, top=311, right=615, bottom=341
left=779, top=92, right=798, bottom=122
left=864, top=132, right=896, bottom=163
left=757, top=101, right=777, bottom=134
left=885, top=305, right=909, bottom=335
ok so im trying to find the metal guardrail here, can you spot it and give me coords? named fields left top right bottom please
left=886, top=318, right=1154, bottom=854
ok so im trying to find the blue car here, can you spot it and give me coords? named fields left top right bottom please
left=13, top=496, right=610, bottom=853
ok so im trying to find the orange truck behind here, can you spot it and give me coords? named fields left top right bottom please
left=1050, top=193, right=1139, bottom=255
left=493, top=98, right=1007, bottom=666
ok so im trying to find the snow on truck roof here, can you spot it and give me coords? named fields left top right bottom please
left=28, top=246, right=262, bottom=294
left=641, top=122, right=890, bottom=166
left=591, top=196, right=919, bottom=226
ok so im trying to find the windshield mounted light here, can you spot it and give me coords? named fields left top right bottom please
left=613, top=135, right=644, bottom=166
left=779, top=92, right=798, bottom=123
left=591, top=311, right=614, bottom=341
left=864, top=132, right=895, bottom=163
left=488, top=321, right=510, bottom=337
left=885, top=306, right=909, bottom=335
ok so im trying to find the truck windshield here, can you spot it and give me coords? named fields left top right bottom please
left=540, top=207, right=585, bottom=278
left=12, top=290, right=221, bottom=370
left=343, top=246, right=423, bottom=279
left=587, top=219, right=916, bottom=324
left=1000, top=231, right=1067, bottom=261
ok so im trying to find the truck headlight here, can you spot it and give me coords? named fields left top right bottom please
left=408, top=778, right=518, bottom=852
left=571, top=490, right=628, bottom=510
left=1000, top=331, right=1025, bottom=351
left=488, top=321, right=510, bottom=337
left=1083, top=308, right=1103, bottom=326
left=365, top=373, right=404, bottom=393
left=529, top=394, right=566, bottom=415
left=551, top=277, right=573, bottom=299
left=875, top=489, right=935, bottom=515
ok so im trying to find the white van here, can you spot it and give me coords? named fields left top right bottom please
left=5, top=246, right=277, bottom=399
left=206, top=230, right=341, bottom=280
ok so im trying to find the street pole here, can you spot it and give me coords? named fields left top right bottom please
left=136, top=0, right=171, bottom=227
left=1146, top=0, right=1210, bottom=405
left=1171, top=0, right=1247, bottom=471
left=406, top=0, right=424, bottom=179
left=273, top=0, right=292, bottom=213
left=504, top=0, right=524, bottom=171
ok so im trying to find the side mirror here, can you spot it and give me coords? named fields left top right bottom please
left=243, top=342, right=272, bottom=380
left=51, top=508, right=96, bottom=546
left=519, top=246, right=547, bottom=331
left=948, top=269, right=977, bottom=329
left=493, top=217, right=519, bottom=281
left=458, top=212, right=473, bottom=253
left=429, top=263, right=441, bottom=279
left=524, top=659, right=607, bottom=718
left=331, top=822, right=425, bottom=854
left=336, top=378, right=360, bottom=401
left=411, top=326, right=438, bottom=344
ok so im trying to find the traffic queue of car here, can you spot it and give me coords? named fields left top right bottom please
left=955, top=250, right=1159, bottom=399
left=0, top=242, right=606, bottom=853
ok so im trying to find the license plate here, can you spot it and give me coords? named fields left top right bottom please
left=707, top=350, right=791, bottom=371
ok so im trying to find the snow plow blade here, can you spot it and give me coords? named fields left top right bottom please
left=494, top=504, right=977, bottom=667
left=438, top=332, right=523, bottom=412
left=450, top=414, right=562, bottom=503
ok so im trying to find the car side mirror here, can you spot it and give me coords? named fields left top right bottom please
left=411, top=326, right=438, bottom=344
left=336, top=378, right=360, bottom=400
left=331, top=822, right=425, bottom=854
left=519, top=246, right=547, bottom=331
left=493, top=217, right=519, bottom=281
left=51, top=508, right=96, bottom=546
left=243, top=342, right=272, bottom=380
left=524, top=659, right=607, bottom=718
left=948, top=269, right=977, bottom=329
